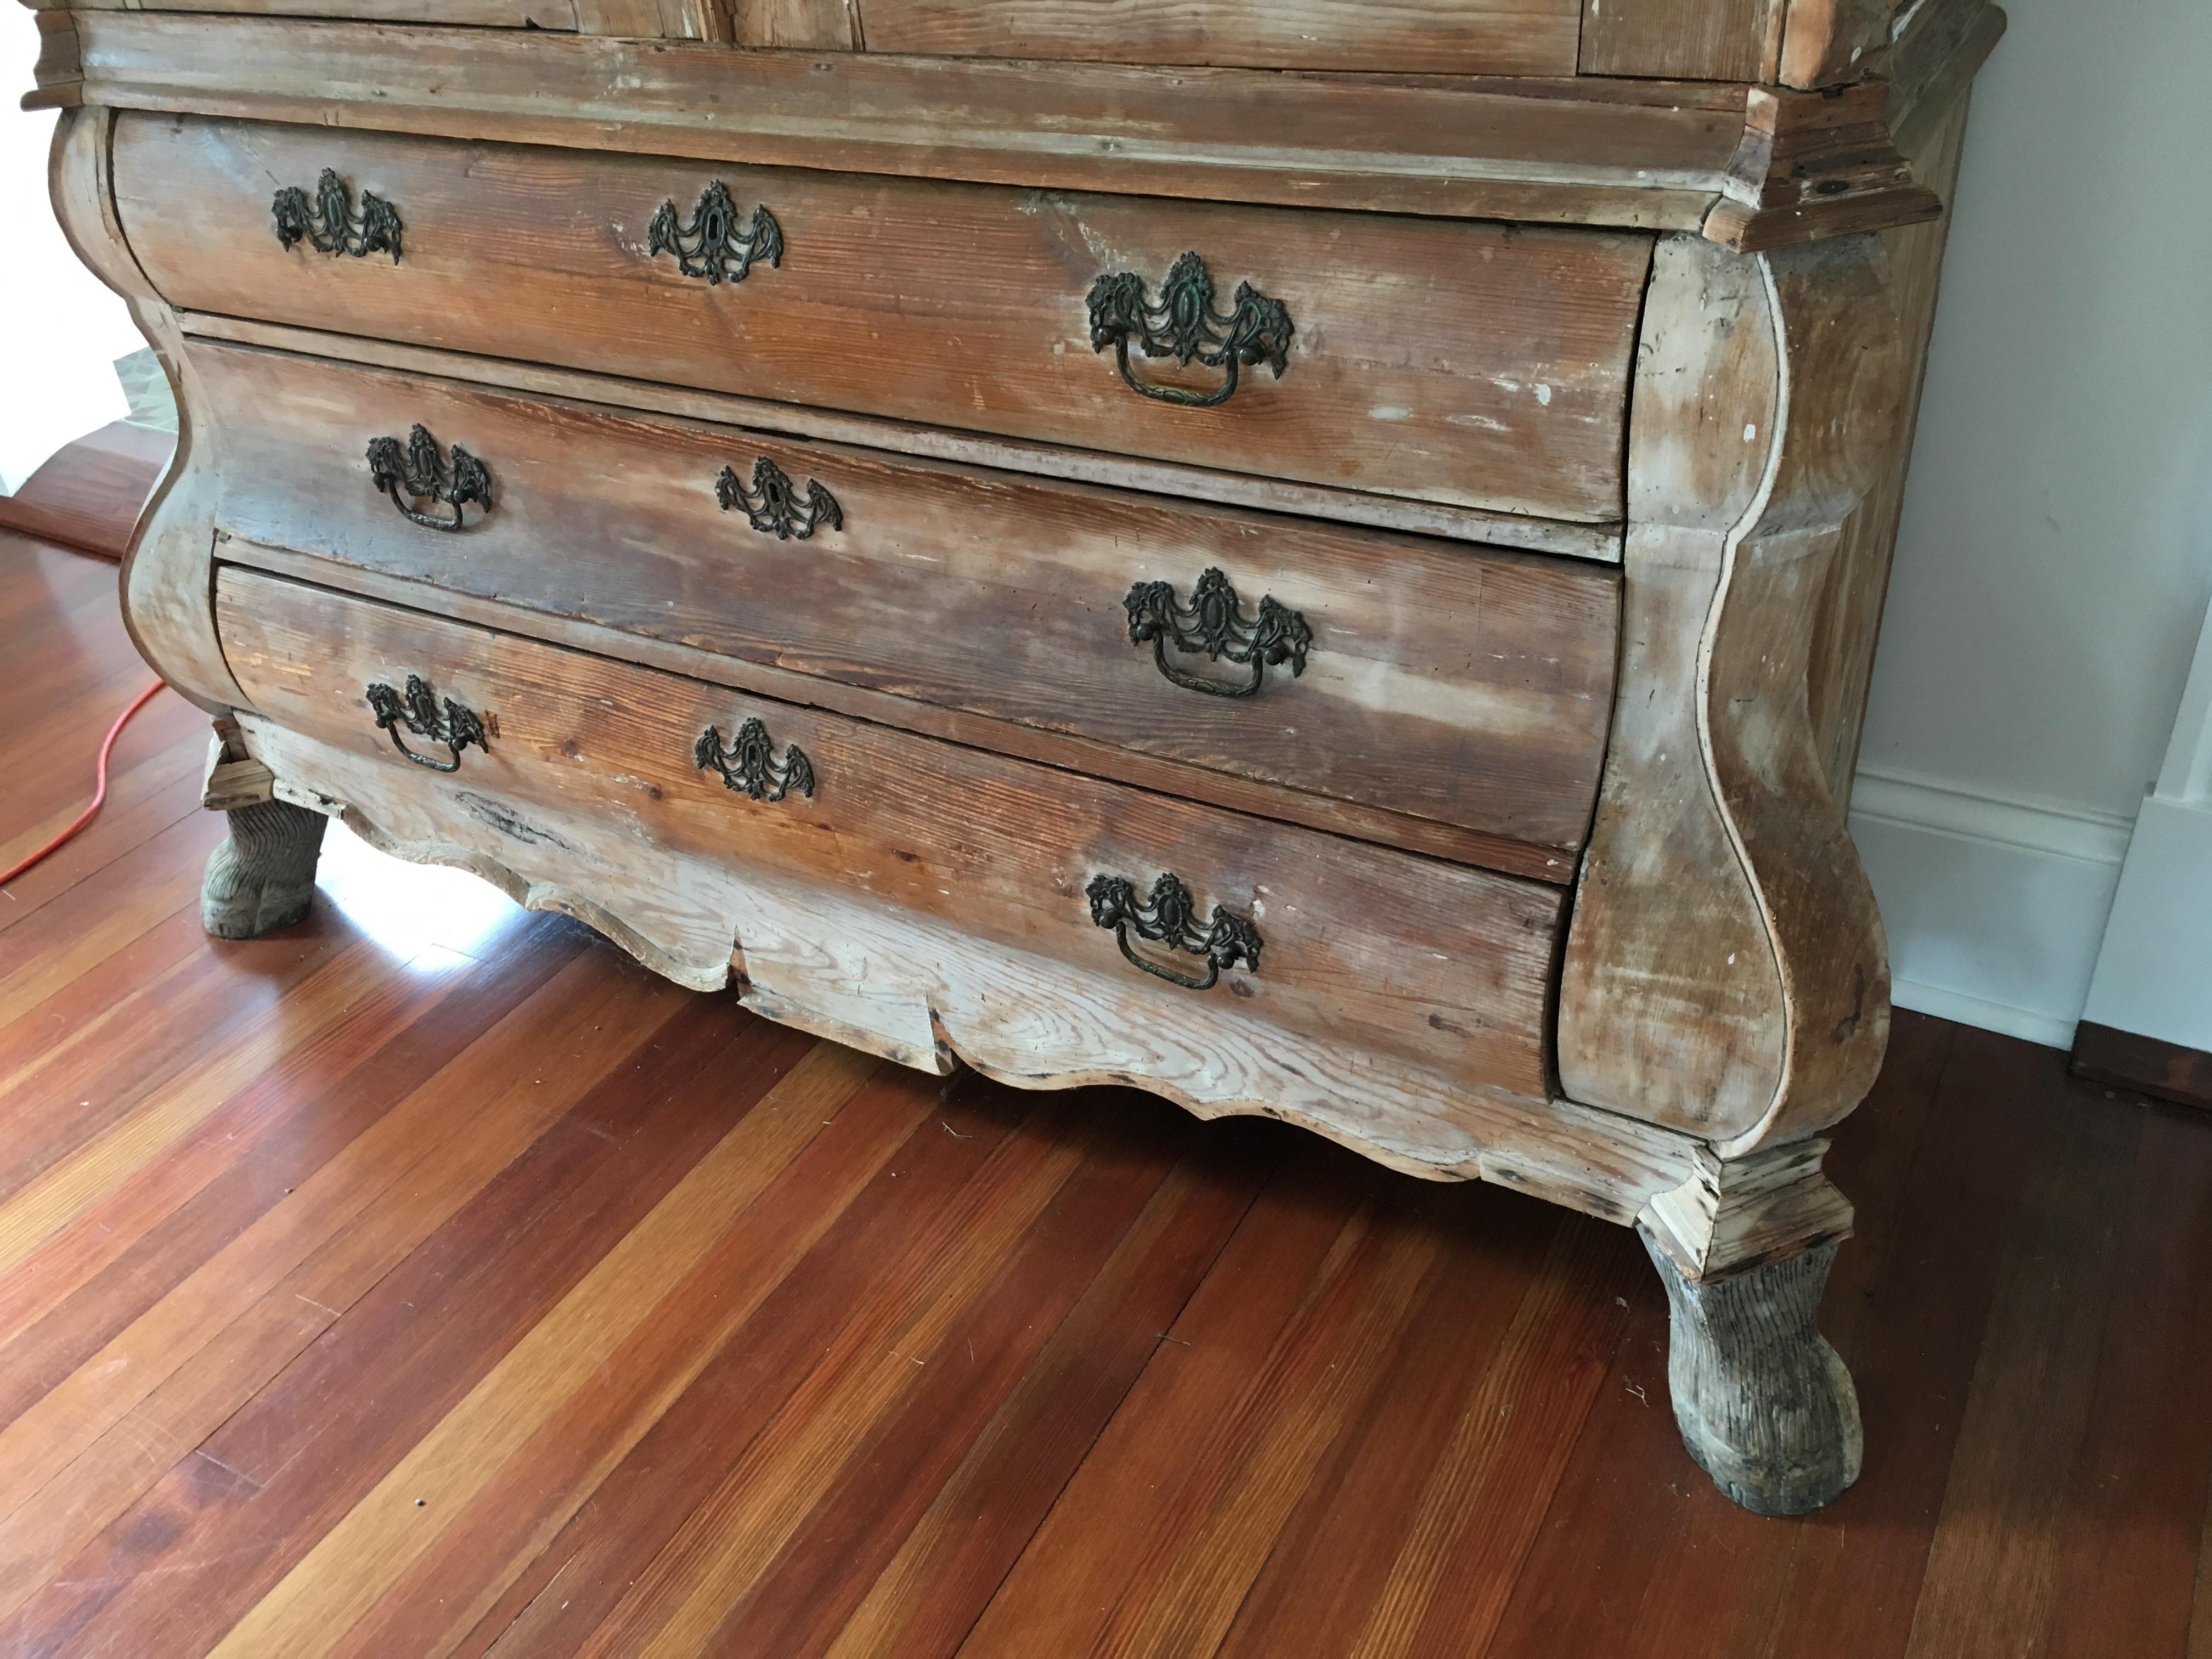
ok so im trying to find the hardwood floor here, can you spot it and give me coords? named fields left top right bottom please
left=4, top=524, right=2210, bottom=1657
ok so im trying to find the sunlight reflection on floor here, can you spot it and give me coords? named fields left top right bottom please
left=312, top=819, right=525, bottom=962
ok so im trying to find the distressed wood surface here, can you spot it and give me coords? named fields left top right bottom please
left=1577, top=0, right=1781, bottom=83
left=69, top=15, right=1750, bottom=229
left=55, top=0, right=724, bottom=36
left=1557, top=231, right=1898, bottom=1152
left=855, top=0, right=1582, bottom=75
left=217, top=531, right=1584, bottom=884
left=112, top=115, right=1651, bottom=527
left=1778, top=0, right=1899, bottom=87
left=215, top=565, right=1581, bottom=1113
left=191, top=341, right=1621, bottom=861
left=43, top=106, right=239, bottom=713
left=178, top=311, right=1624, bottom=561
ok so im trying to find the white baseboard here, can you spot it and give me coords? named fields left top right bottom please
left=1847, top=765, right=2136, bottom=1051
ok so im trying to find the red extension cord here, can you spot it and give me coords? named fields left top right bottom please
left=0, top=678, right=168, bottom=889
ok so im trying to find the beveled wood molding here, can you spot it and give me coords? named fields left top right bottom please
left=1557, top=231, right=1900, bottom=1155
left=57, top=12, right=1991, bottom=249
left=18, top=1, right=81, bottom=111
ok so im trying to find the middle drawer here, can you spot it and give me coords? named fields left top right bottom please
left=194, top=342, right=1621, bottom=865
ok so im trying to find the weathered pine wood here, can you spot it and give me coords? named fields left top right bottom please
left=178, top=311, right=1626, bottom=561
left=217, top=533, right=1583, bottom=885
left=57, top=0, right=725, bottom=37
left=44, top=107, right=240, bottom=715
left=215, top=565, right=1575, bottom=1110
left=198, top=798, right=327, bottom=940
left=856, top=0, right=1582, bottom=76
left=112, top=114, right=1651, bottom=527
left=1777, top=0, right=1898, bottom=88
left=1556, top=232, right=1897, bottom=1152
left=1577, top=0, right=1782, bottom=83
left=71, top=14, right=1961, bottom=242
left=212, top=567, right=1711, bottom=1223
left=190, top=340, right=1622, bottom=860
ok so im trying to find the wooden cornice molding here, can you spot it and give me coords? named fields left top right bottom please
left=47, top=11, right=1998, bottom=249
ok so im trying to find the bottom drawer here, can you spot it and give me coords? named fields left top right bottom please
left=216, top=565, right=1563, bottom=1105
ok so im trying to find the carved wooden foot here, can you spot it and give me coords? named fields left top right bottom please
left=1640, top=1229, right=1861, bottom=1515
left=201, top=799, right=328, bottom=939
left=1637, top=1138, right=1861, bottom=1515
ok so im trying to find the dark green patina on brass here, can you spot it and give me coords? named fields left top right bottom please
left=696, top=718, right=815, bottom=803
left=1123, top=567, right=1311, bottom=698
left=366, top=424, right=492, bottom=532
left=1086, top=871, right=1261, bottom=992
left=366, top=675, right=487, bottom=774
left=272, top=170, right=402, bottom=262
left=1086, top=251, right=1292, bottom=408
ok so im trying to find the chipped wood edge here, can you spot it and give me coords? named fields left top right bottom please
left=19, top=5, right=82, bottom=111
left=46, top=105, right=240, bottom=713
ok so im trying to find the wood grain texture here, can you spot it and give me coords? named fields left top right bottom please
left=1557, top=232, right=1897, bottom=1153
left=3, top=539, right=2208, bottom=1654
left=1778, top=0, right=1899, bottom=88
left=73, top=15, right=1751, bottom=229
left=1577, top=0, right=1781, bottom=83
left=189, top=341, right=1621, bottom=859
left=215, top=532, right=1582, bottom=885
left=213, top=565, right=1576, bottom=1107
left=857, top=0, right=1582, bottom=76
left=112, top=115, right=1651, bottom=527
left=178, top=311, right=1624, bottom=560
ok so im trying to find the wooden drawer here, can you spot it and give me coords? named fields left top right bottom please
left=215, top=565, right=1565, bottom=1101
left=843, top=1, right=1583, bottom=76
left=115, top=114, right=1651, bottom=529
left=195, top=342, right=1619, bottom=866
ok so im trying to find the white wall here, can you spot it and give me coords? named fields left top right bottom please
left=1852, top=0, right=2212, bottom=1048
left=0, top=8, right=142, bottom=493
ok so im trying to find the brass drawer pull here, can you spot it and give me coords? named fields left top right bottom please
left=1124, top=568, right=1311, bottom=699
left=696, top=718, right=815, bottom=802
left=367, top=674, right=488, bottom=773
left=272, top=169, right=402, bottom=263
left=1086, top=871, right=1262, bottom=992
left=715, top=458, right=843, bottom=540
left=367, top=424, right=492, bottom=532
left=649, top=181, right=784, bottom=285
left=1086, top=252, right=1293, bottom=409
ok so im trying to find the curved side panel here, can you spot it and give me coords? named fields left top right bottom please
left=47, top=106, right=244, bottom=712
left=1560, top=232, right=1897, bottom=1150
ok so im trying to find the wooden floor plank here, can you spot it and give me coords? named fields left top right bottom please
left=334, top=1061, right=945, bottom=1658
left=821, top=1116, right=1275, bottom=1659
left=215, top=1040, right=882, bottom=1657
left=2041, top=1100, right=2212, bottom=1659
left=1899, top=1054, right=2147, bottom=1658
left=461, top=1076, right=1043, bottom=1657
left=15, top=997, right=799, bottom=1658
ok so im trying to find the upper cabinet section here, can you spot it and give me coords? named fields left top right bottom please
left=754, top=0, right=1583, bottom=76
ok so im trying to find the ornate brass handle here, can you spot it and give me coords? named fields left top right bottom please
left=1123, top=568, right=1311, bottom=699
left=1086, top=252, right=1293, bottom=409
left=366, top=675, right=488, bottom=773
left=367, top=424, right=492, bottom=532
left=696, top=718, right=814, bottom=803
left=715, top=458, right=843, bottom=540
left=648, top=181, right=783, bottom=285
left=272, top=169, right=402, bottom=262
left=1086, top=871, right=1261, bottom=991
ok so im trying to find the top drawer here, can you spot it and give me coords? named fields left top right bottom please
left=111, top=115, right=1651, bottom=529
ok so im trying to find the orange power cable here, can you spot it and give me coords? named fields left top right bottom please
left=0, top=678, right=168, bottom=889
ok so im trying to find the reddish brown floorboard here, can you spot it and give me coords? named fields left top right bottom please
left=4, top=524, right=2211, bottom=1656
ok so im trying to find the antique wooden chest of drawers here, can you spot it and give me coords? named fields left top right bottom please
left=26, top=0, right=2005, bottom=1517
